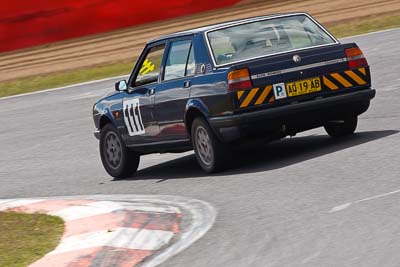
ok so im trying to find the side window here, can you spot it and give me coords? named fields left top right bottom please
left=164, top=40, right=195, bottom=81
left=186, top=45, right=195, bottom=76
left=133, top=44, right=165, bottom=87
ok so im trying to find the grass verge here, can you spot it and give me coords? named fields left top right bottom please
left=0, top=13, right=399, bottom=98
left=0, top=62, right=132, bottom=98
left=327, top=12, right=400, bottom=38
left=0, top=212, right=64, bottom=267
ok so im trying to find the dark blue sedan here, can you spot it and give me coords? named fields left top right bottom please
left=92, top=13, right=375, bottom=178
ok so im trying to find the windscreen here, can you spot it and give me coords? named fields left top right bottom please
left=207, top=15, right=337, bottom=65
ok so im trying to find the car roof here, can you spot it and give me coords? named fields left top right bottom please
left=148, top=12, right=309, bottom=44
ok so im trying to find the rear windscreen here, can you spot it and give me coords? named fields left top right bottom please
left=206, top=15, right=337, bottom=66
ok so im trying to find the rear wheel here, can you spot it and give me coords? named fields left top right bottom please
left=191, top=117, right=230, bottom=173
left=100, top=124, right=140, bottom=179
left=324, top=116, right=358, bottom=138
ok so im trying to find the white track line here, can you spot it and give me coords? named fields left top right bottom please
left=0, top=74, right=128, bottom=101
left=354, top=189, right=400, bottom=203
left=329, top=188, right=400, bottom=213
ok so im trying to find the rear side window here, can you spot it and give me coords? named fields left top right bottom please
left=164, top=40, right=195, bottom=81
left=207, top=14, right=336, bottom=66
left=186, top=45, right=195, bottom=76
left=134, top=44, right=165, bottom=87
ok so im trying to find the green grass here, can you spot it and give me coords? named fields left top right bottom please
left=0, top=62, right=133, bottom=98
left=0, top=13, right=399, bottom=98
left=327, top=13, right=400, bottom=38
left=0, top=212, right=64, bottom=267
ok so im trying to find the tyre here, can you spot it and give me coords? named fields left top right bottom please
left=100, top=124, right=140, bottom=179
left=191, top=117, right=230, bottom=173
left=324, top=116, right=358, bottom=138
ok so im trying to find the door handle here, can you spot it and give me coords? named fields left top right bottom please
left=148, top=88, right=155, bottom=95
left=183, top=80, right=191, bottom=88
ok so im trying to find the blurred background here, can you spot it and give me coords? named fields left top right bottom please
left=0, top=0, right=399, bottom=96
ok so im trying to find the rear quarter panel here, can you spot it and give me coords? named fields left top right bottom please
left=188, top=34, right=233, bottom=117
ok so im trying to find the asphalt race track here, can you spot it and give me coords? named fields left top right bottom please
left=1, top=29, right=399, bottom=266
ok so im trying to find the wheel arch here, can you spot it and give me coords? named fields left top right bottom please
left=99, top=115, right=113, bottom=130
left=99, top=108, right=117, bottom=130
left=184, top=99, right=210, bottom=137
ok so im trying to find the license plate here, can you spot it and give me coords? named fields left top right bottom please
left=286, top=77, right=321, bottom=97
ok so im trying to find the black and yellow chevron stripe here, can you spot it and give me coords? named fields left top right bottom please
left=237, top=67, right=369, bottom=109
left=323, top=67, right=368, bottom=91
left=237, top=85, right=275, bottom=108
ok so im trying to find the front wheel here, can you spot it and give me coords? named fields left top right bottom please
left=324, top=116, right=358, bottom=138
left=191, top=117, right=230, bottom=173
left=100, top=124, right=140, bottom=179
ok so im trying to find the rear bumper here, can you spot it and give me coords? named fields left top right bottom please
left=209, top=89, right=376, bottom=142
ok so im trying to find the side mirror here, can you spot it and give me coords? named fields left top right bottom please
left=115, top=80, right=128, bottom=91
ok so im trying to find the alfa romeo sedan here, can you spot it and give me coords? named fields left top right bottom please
left=92, top=13, right=375, bottom=178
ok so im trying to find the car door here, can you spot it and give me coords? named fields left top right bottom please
left=155, top=38, right=195, bottom=141
left=122, top=43, right=166, bottom=146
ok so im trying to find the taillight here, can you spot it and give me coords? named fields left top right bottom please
left=228, top=68, right=252, bottom=91
left=345, top=47, right=368, bottom=68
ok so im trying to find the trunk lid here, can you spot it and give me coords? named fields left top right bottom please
left=230, top=43, right=371, bottom=111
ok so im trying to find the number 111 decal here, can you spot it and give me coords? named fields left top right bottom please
left=123, top=98, right=145, bottom=136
